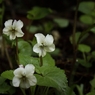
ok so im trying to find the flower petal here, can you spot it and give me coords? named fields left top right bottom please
left=3, top=28, right=10, bottom=36
left=33, top=44, right=46, bottom=57
left=13, top=20, right=23, bottom=29
left=9, top=33, right=16, bottom=40
left=28, top=75, right=37, bottom=86
left=33, top=44, right=41, bottom=53
left=12, top=77, right=20, bottom=87
left=45, top=34, right=54, bottom=45
left=35, top=33, right=45, bottom=45
left=16, top=20, right=23, bottom=29
left=41, top=49, right=46, bottom=57
left=33, top=44, right=44, bottom=56
left=16, top=30, right=24, bottom=37
left=12, top=20, right=17, bottom=28
left=25, top=64, right=35, bottom=75
left=4, top=19, right=13, bottom=27
left=14, top=67, right=25, bottom=78
left=20, top=79, right=30, bottom=88
left=45, top=44, right=55, bottom=52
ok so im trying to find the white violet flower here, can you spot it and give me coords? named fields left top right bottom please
left=3, top=19, right=24, bottom=40
left=33, top=33, right=55, bottom=57
left=12, top=64, right=37, bottom=88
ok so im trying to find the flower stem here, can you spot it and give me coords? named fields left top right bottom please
left=69, top=0, right=80, bottom=86
left=1, top=36, right=4, bottom=57
left=16, top=37, right=19, bottom=65
left=4, top=39, right=13, bottom=69
left=20, top=88, right=27, bottom=95
left=44, top=87, right=49, bottom=95
left=40, top=56, right=43, bottom=66
left=30, top=86, right=36, bottom=95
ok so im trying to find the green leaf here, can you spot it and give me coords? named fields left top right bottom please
left=30, top=37, right=37, bottom=47
left=19, top=53, right=31, bottom=65
left=1, top=70, right=14, bottom=80
left=91, top=27, right=95, bottom=33
left=27, top=6, right=52, bottom=20
left=91, top=51, right=95, bottom=57
left=30, top=57, right=40, bottom=66
left=0, top=82, right=11, bottom=94
left=0, top=76, right=6, bottom=85
left=0, top=79, right=15, bottom=94
left=78, top=44, right=91, bottom=53
left=86, top=90, right=95, bottom=95
left=19, top=53, right=42, bottom=73
left=70, top=32, right=81, bottom=44
left=8, top=86, right=16, bottom=95
left=43, top=21, right=54, bottom=33
left=18, top=40, right=32, bottom=56
left=79, top=33, right=89, bottom=43
left=53, top=18, right=69, bottom=28
left=35, top=66, right=68, bottom=92
left=87, top=55, right=92, bottom=62
left=19, top=53, right=40, bottom=66
left=78, top=58, right=92, bottom=68
left=90, top=77, right=95, bottom=88
left=76, top=84, right=84, bottom=95
left=90, top=11, right=95, bottom=17
left=50, top=48, right=60, bottom=56
left=43, top=53, right=55, bottom=66
left=19, top=53, right=55, bottom=67
left=65, top=86, right=76, bottom=95
left=28, top=26, right=39, bottom=33
left=0, top=8, right=3, bottom=13
left=79, top=15, right=93, bottom=25
left=78, top=1, right=95, bottom=15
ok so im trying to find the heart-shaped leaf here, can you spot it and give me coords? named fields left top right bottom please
left=35, top=66, right=67, bottom=92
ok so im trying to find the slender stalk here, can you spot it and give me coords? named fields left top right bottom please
left=0, top=4, right=5, bottom=57
left=20, top=88, right=27, bottom=95
left=42, top=87, right=47, bottom=95
left=4, top=39, right=13, bottom=69
left=78, top=24, right=95, bottom=43
left=83, top=52, right=86, bottom=61
left=40, top=56, right=43, bottom=66
left=35, top=86, right=40, bottom=95
left=44, top=87, right=49, bottom=95
left=1, top=35, right=4, bottom=57
left=76, top=85, right=84, bottom=95
left=69, top=0, right=80, bottom=85
left=30, top=86, right=36, bottom=95
left=16, top=37, right=19, bottom=65
left=36, top=86, right=49, bottom=95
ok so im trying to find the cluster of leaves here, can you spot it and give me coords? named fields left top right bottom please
left=79, top=1, right=95, bottom=26
left=69, top=1, right=95, bottom=95
left=1, top=1, right=95, bottom=95
left=0, top=76, right=15, bottom=94
left=0, top=2, right=70, bottom=94
left=0, top=40, right=68, bottom=95
left=27, top=6, right=69, bottom=34
left=25, top=1, right=95, bottom=95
